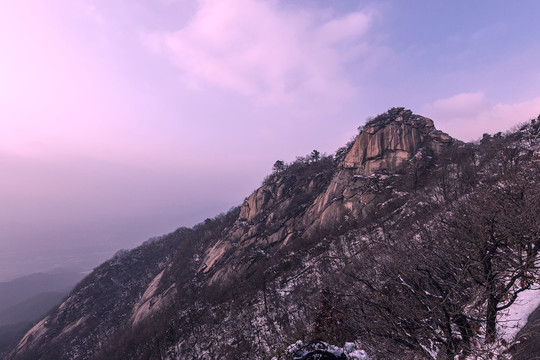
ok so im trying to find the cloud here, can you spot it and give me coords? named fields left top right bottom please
left=143, top=0, right=380, bottom=105
left=421, top=92, right=540, bottom=141
left=82, top=3, right=104, bottom=24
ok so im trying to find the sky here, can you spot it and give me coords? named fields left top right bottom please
left=1, top=0, right=540, bottom=280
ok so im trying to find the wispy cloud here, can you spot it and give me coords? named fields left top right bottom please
left=82, top=3, right=104, bottom=24
left=143, top=0, right=382, bottom=105
left=422, top=92, right=540, bottom=141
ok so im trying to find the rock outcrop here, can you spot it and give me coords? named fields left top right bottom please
left=343, top=108, right=453, bottom=174
left=301, top=108, right=454, bottom=236
left=198, top=109, right=455, bottom=281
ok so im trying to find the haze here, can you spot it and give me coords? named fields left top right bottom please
left=2, top=0, right=540, bottom=280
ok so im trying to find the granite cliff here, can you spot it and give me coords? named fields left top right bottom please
left=198, top=108, right=455, bottom=287
left=343, top=109, right=452, bottom=173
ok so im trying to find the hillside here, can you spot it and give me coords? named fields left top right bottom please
left=0, top=270, right=85, bottom=356
left=7, top=108, right=540, bottom=360
left=0, top=270, right=84, bottom=312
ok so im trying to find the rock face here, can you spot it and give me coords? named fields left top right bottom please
left=7, top=108, right=463, bottom=360
left=200, top=157, right=336, bottom=283
left=343, top=110, right=453, bottom=175
left=197, top=111, right=455, bottom=283
left=300, top=109, right=453, bottom=237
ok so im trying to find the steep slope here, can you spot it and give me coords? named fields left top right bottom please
left=8, top=108, right=540, bottom=360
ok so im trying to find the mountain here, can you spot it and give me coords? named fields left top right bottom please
left=7, top=108, right=540, bottom=360
left=0, top=270, right=84, bottom=312
left=0, top=270, right=84, bottom=356
left=0, top=292, right=69, bottom=356
left=0, top=292, right=69, bottom=327
left=0, top=323, right=30, bottom=359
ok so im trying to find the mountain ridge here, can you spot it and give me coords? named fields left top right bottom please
left=7, top=108, right=540, bottom=360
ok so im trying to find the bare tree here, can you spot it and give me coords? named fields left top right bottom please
left=342, top=225, right=476, bottom=359
left=273, top=160, right=286, bottom=173
left=438, top=162, right=540, bottom=342
left=339, top=157, right=540, bottom=358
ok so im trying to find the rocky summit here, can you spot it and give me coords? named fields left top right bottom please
left=343, top=108, right=453, bottom=173
left=6, top=108, right=540, bottom=360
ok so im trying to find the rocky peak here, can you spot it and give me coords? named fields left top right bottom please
left=343, top=107, right=453, bottom=175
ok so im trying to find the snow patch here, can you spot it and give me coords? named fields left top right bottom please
left=498, top=287, right=540, bottom=341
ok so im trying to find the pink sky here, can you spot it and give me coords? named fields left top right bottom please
left=1, top=0, right=540, bottom=280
